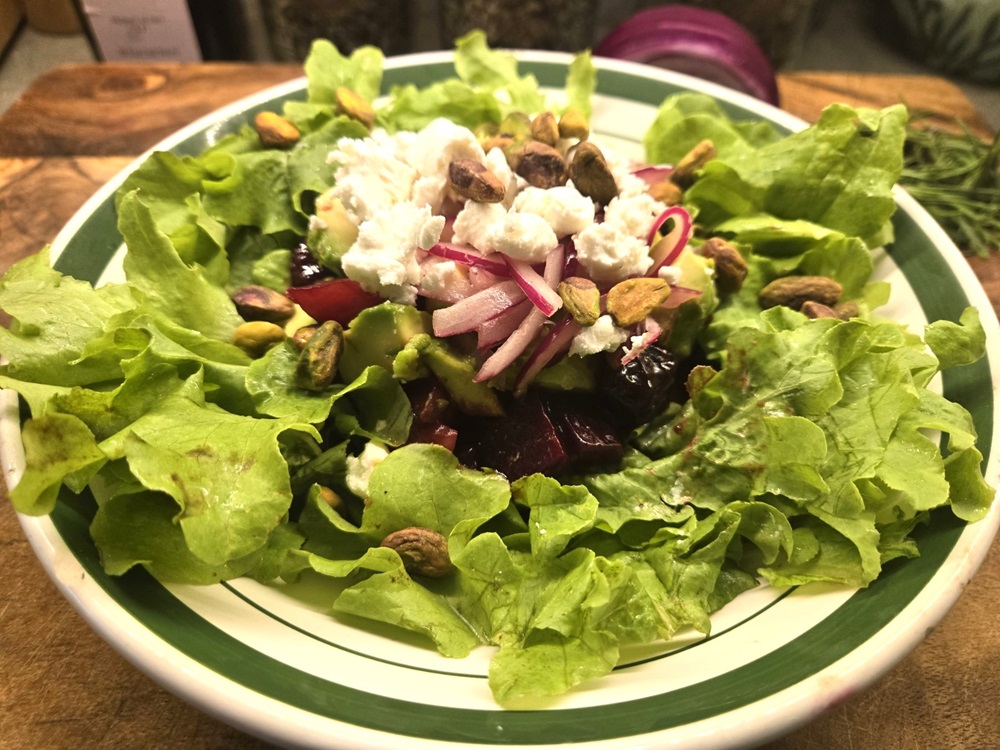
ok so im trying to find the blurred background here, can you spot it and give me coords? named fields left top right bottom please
left=0, top=0, right=997, bottom=127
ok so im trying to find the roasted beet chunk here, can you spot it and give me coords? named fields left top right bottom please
left=456, top=393, right=569, bottom=480
left=455, top=392, right=624, bottom=480
left=408, top=422, right=458, bottom=452
left=405, top=379, right=455, bottom=425
left=543, top=392, right=624, bottom=470
left=405, top=380, right=459, bottom=452
left=600, top=343, right=684, bottom=427
left=290, top=242, right=334, bottom=287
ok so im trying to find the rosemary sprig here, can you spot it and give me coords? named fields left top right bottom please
left=898, top=112, right=1000, bottom=257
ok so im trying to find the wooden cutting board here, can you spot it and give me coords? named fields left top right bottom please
left=0, top=64, right=998, bottom=750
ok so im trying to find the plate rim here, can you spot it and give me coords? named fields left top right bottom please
left=3, top=50, right=999, bottom=750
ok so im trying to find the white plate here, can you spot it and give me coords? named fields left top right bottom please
left=3, top=50, right=999, bottom=749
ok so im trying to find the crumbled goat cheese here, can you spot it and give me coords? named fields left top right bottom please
left=627, top=332, right=646, bottom=352
left=345, top=441, right=389, bottom=499
left=493, top=211, right=560, bottom=263
left=484, top=147, right=519, bottom=208
left=328, top=137, right=416, bottom=225
left=600, top=142, right=649, bottom=199
left=420, top=258, right=464, bottom=295
left=411, top=175, right=449, bottom=215
left=402, top=120, right=485, bottom=213
left=399, top=118, right=485, bottom=179
left=342, top=203, right=444, bottom=304
left=657, top=264, right=683, bottom=285
left=574, top=222, right=653, bottom=281
left=569, top=315, right=629, bottom=356
left=603, top=193, right=666, bottom=240
left=513, top=185, right=595, bottom=238
left=452, top=201, right=507, bottom=251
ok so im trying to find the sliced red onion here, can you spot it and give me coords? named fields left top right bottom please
left=440, top=216, right=456, bottom=243
left=647, top=206, right=693, bottom=275
left=477, top=298, right=532, bottom=349
left=428, top=242, right=510, bottom=276
left=474, top=308, right=547, bottom=382
left=661, top=285, right=702, bottom=310
left=543, top=243, right=565, bottom=287
left=514, top=315, right=582, bottom=393
left=559, top=238, right=579, bottom=278
left=631, top=165, right=674, bottom=184
left=620, top=316, right=664, bottom=366
left=469, top=266, right=503, bottom=291
left=594, top=6, right=780, bottom=105
left=504, top=254, right=563, bottom=317
left=432, top=279, right=526, bottom=337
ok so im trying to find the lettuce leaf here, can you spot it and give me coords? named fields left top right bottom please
left=118, top=191, right=245, bottom=341
left=565, top=50, right=596, bottom=118
left=699, top=217, right=875, bottom=355
left=0, top=250, right=137, bottom=387
left=376, top=30, right=591, bottom=133
left=304, top=40, right=384, bottom=104
left=646, top=94, right=907, bottom=248
left=91, top=491, right=305, bottom=584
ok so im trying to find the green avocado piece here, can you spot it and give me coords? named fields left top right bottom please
left=310, top=193, right=358, bottom=273
left=339, top=305, right=503, bottom=417
left=403, top=334, right=504, bottom=417
left=657, top=249, right=720, bottom=357
left=534, top=353, right=596, bottom=392
left=339, top=303, right=430, bottom=383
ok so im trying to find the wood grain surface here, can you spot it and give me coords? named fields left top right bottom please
left=1, top=64, right=998, bottom=750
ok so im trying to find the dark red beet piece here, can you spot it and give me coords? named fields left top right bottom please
left=600, top=342, right=684, bottom=428
left=290, top=242, right=334, bottom=287
left=405, top=380, right=456, bottom=425
left=544, top=393, right=624, bottom=470
left=455, top=393, right=569, bottom=480
left=408, top=422, right=459, bottom=452
left=405, top=380, right=460, bottom=452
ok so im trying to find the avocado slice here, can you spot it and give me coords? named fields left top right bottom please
left=309, top=192, right=358, bottom=273
left=655, top=248, right=719, bottom=357
left=339, top=304, right=503, bottom=418
left=339, top=303, right=429, bottom=383
left=402, top=334, right=504, bottom=417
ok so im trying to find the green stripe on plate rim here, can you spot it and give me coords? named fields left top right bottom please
left=45, top=60, right=992, bottom=744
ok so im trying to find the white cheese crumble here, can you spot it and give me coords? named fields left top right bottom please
left=600, top=142, right=649, bottom=199
left=569, top=315, right=629, bottom=356
left=657, top=264, right=683, bottom=285
left=400, top=118, right=486, bottom=174
left=398, top=118, right=486, bottom=212
left=492, top=211, right=560, bottom=263
left=603, top=193, right=666, bottom=240
left=574, top=222, right=652, bottom=281
left=308, top=214, right=327, bottom=233
left=420, top=258, right=464, bottom=295
left=345, top=441, right=390, bottom=499
left=411, top=175, right=449, bottom=215
left=572, top=192, right=666, bottom=281
left=328, top=137, right=416, bottom=225
left=341, top=203, right=444, bottom=304
left=451, top=200, right=507, bottom=251
left=484, top=146, right=519, bottom=208
left=513, top=185, right=595, bottom=238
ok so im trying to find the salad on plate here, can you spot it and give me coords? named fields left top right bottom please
left=0, top=32, right=994, bottom=706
